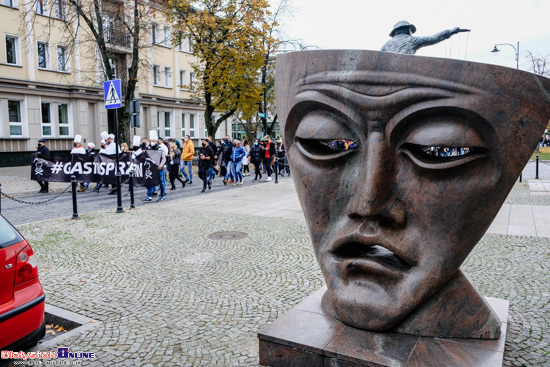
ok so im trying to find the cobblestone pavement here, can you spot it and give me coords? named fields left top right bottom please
left=2, top=166, right=549, bottom=366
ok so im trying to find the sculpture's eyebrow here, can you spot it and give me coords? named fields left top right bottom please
left=293, top=71, right=488, bottom=118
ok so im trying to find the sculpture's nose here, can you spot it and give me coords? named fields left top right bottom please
left=346, top=132, right=406, bottom=228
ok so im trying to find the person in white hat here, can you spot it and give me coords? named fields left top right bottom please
left=82, top=142, right=96, bottom=191
left=99, top=139, right=106, bottom=154
left=70, top=135, right=86, bottom=191
left=71, top=134, right=86, bottom=154
left=104, top=133, right=118, bottom=155
left=143, top=130, right=167, bottom=202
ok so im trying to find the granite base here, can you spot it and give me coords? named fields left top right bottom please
left=258, top=287, right=508, bottom=367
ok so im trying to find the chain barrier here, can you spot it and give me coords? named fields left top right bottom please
left=0, top=183, right=72, bottom=205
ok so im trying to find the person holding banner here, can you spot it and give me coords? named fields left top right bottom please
left=70, top=135, right=86, bottom=192
left=144, top=131, right=167, bottom=202
left=36, top=139, right=50, bottom=193
left=168, top=143, right=186, bottom=190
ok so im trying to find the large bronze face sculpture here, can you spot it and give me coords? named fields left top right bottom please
left=276, top=50, right=550, bottom=337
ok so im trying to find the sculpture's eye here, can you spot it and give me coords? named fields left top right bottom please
left=397, top=117, right=490, bottom=170
left=295, top=110, right=359, bottom=161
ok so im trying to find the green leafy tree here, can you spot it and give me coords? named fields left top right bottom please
left=165, top=0, right=270, bottom=137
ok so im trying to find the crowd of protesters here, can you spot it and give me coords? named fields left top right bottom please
left=38, top=130, right=289, bottom=201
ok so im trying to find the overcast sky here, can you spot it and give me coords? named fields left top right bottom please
left=274, top=0, right=550, bottom=71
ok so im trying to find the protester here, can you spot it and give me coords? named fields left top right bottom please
left=276, top=138, right=289, bottom=176
left=180, top=135, right=194, bottom=184
left=230, top=139, right=246, bottom=185
left=143, top=131, right=167, bottom=202
left=70, top=135, right=86, bottom=192
left=93, top=136, right=108, bottom=192
left=35, top=139, right=50, bottom=193
left=198, top=137, right=214, bottom=193
left=248, top=138, right=263, bottom=181
left=83, top=142, right=96, bottom=191
left=261, top=135, right=275, bottom=182
left=221, top=136, right=234, bottom=185
left=168, top=143, right=186, bottom=190
left=242, top=139, right=250, bottom=176
left=208, top=136, right=218, bottom=182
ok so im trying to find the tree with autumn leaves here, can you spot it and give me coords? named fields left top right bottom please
left=165, top=0, right=273, bottom=137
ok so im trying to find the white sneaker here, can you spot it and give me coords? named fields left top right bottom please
left=266, top=177, right=272, bottom=181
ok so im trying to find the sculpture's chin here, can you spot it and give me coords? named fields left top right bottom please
left=321, top=281, right=410, bottom=332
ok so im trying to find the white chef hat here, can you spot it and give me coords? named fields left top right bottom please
left=74, top=134, right=82, bottom=143
left=108, top=133, right=115, bottom=140
left=149, top=130, right=158, bottom=141
left=87, top=142, right=95, bottom=148
left=100, top=131, right=109, bottom=140
left=132, top=135, right=141, bottom=147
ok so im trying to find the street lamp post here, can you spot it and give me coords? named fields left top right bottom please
left=491, top=42, right=520, bottom=69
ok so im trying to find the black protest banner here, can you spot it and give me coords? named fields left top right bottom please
left=31, top=150, right=162, bottom=187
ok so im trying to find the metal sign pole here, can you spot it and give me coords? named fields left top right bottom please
left=114, top=108, right=124, bottom=213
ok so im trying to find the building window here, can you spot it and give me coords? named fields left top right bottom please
left=57, top=46, right=68, bottom=71
left=164, top=111, right=171, bottom=137
left=5, top=35, right=20, bottom=65
left=188, top=36, right=193, bottom=53
left=179, top=70, right=186, bottom=88
left=189, top=72, right=195, bottom=90
left=181, top=113, right=186, bottom=136
left=35, top=0, right=46, bottom=15
left=53, top=0, right=65, bottom=20
left=58, top=104, right=69, bottom=136
left=152, top=65, right=160, bottom=85
left=163, top=26, right=170, bottom=47
left=8, top=100, right=22, bottom=136
left=164, top=67, right=171, bottom=88
left=41, top=102, right=52, bottom=136
left=178, top=34, right=188, bottom=52
left=108, top=58, right=117, bottom=79
left=37, top=41, right=49, bottom=69
left=189, top=113, right=195, bottom=138
left=156, top=111, right=160, bottom=135
left=2, top=0, right=18, bottom=8
left=152, top=23, right=159, bottom=45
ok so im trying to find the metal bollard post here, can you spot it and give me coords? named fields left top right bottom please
left=71, top=175, right=78, bottom=219
left=129, top=171, right=135, bottom=209
left=0, top=183, right=2, bottom=215
left=274, top=159, right=278, bottom=183
left=116, top=171, right=124, bottom=213
left=536, top=155, right=539, bottom=179
left=520, top=172, right=522, bottom=183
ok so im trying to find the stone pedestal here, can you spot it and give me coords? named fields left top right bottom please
left=258, top=288, right=508, bottom=367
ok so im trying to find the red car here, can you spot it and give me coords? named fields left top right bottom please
left=0, top=214, right=45, bottom=351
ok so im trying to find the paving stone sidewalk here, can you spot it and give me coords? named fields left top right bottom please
left=4, top=176, right=549, bottom=366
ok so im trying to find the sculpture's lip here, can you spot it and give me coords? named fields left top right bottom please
left=330, top=234, right=413, bottom=276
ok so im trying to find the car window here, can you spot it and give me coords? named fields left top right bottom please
left=0, top=216, right=24, bottom=248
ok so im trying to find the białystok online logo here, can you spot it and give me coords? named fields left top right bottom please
left=1, top=347, right=95, bottom=360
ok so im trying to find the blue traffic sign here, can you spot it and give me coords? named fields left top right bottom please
left=104, top=79, right=122, bottom=109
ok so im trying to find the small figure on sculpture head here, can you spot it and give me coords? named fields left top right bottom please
left=381, top=20, right=469, bottom=55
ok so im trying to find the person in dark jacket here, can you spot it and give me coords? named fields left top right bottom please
left=198, top=137, right=214, bottom=193
left=247, top=138, right=264, bottom=181
left=220, top=136, right=234, bottom=184
left=168, top=143, right=186, bottom=190
left=36, top=139, right=50, bottom=193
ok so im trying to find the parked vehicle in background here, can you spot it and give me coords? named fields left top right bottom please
left=0, top=215, right=45, bottom=350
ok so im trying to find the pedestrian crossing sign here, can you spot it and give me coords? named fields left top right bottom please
left=104, top=79, right=122, bottom=109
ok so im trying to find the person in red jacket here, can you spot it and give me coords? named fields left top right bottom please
left=261, top=135, right=275, bottom=182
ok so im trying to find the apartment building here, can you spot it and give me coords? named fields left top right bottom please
left=0, top=0, right=230, bottom=166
